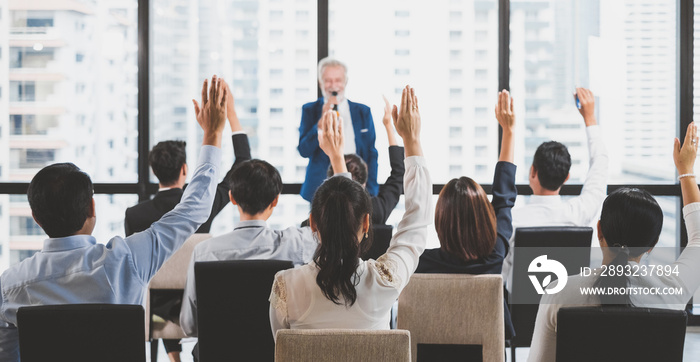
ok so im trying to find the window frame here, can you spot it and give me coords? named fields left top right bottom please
left=0, top=0, right=695, bottom=322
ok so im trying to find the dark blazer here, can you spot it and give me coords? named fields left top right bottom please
left=372, top=145, right=404, bottom=225
left=298, top=98, right=379, bottom=201
left=416, top=161, right=517, bottom=339
left=124, top=134, right=251, bottom=236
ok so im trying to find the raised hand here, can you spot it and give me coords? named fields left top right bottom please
left=495, top=89, right=515, bottom=132
left=318, top=109, right=344, bottom=154
left=575, top=87, right=596, bottom=126
left=391, top=85, right=422, bottom=156
left=674, top=122, right=698, bottom=175
left=675, top=122, right=700, bottom=206
left=318, top=110, right=346, bottom=173
left=192, top=75, right=227, bottom=147
left=382, top=95, right=398, bottom=146
left=222, top=79, right=242, bottom=132
left=495, top=89, right=515, bottom=163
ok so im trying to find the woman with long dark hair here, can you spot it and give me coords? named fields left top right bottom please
left=415, top=90, right=517, bottom=338
left=269, top=86, right=430, bottom=337
left=528, top=122, right=700, bottom=362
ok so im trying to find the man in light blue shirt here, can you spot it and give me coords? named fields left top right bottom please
left=179, top=110, right=353, bottom=339
left=0, top=76, right=229, bottom=361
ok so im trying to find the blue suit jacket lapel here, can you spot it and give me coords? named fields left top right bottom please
left=348, top=100, right=364, bottom=156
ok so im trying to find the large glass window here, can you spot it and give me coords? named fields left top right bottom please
left=150, top=0, right=317, bottom=231
left=0, top=1, right=139, bottom=268
left=511, top=0, right=677, bottom=184
left=329, top=0, right=500, bottom=184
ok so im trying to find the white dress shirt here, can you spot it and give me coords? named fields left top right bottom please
left=527, top=202, right=700, bottom=362
left=502, top=125, right=608, bottom=291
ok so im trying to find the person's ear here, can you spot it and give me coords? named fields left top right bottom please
left=597, top=220, right=606, bottom=247
left=363, top=213, right=370, bottom=234
left=182, top=163, right=188, bottom=177
left=564, top=173, right=570, bottom=184
left=229, top=190, right=237, bottom=205
left=271, top=194, right=280, bottom=208
left=90, top=198, right=96, bottom=217
left=31, top=212, right=42, bottom=228
left=529, top=165, right=536, bottom=180
left=309, top=214, right=317, bottom=232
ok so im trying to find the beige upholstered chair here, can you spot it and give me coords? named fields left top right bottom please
left=275, top=329, right=411, bottom=362
left=397, top=274, right=505, bottom=362
left=144, top=233, right=211, bottom=349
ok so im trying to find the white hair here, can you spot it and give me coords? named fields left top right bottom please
left=317, top=57, right=348, bottom=82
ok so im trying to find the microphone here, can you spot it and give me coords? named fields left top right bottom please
left=331, top=91, right=338, bottom=111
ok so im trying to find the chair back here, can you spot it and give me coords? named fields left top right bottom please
left=146, top=233, right=211, bottom=340
left=363, top=224, right=393, bottom=260
left=195, top=259, right=294, bottom=362
left=509, top=226, right=592, bottom=349
left=275, top=329, right=411, bottom=362
left=18, top=304, right=145, bottom=362
left=556, top=307, right=687, bottom=362
left=397, top=273, right=504, bottom=362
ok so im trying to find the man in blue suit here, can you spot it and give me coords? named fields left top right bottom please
left=298, top=57, right=379, bottom=201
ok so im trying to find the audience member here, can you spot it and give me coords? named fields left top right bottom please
left=527, top=122, right=700, bottom=362
left=502, top=87, right=608, bottom=291
left=298, top=57, right=379, bottom=202
left=124, top=80, right=248, bottom=362
left=179, top=88, right=329, bottom=343
left=0, top=75, right=228, bottom=361
left=269, top=85, right=429, bottom=339
left=415, top=90, right=517, bottom=339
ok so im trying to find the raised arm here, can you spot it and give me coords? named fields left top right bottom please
left=672, top=122, right=700, bottom=305
left=318, top=110, right=348, bottom=174
left=493, top=90, right=518, bottom=254
left=495, top=90, right=515, bottom=163
left=126, top=76, right=226, bottom=282
left=372, top=96, right=404, bottom=224
left=571, top=87, right=609, bottom=224
left=383, top=95, right=398, bottom=146
left=675, top=122, right=700, bottom=207
left=375, top=86, right=430, bottom=289
left=200, top=80, right=250, bottom=228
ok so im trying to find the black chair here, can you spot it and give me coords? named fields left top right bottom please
left=195, top=259, right=294, bottom=362
left=508, top=226, right=593, bottom=361
left=363, top=224, right=393, bottom=260
left=556, top=306, right=687, bottom=362
left=17, top=304, right=146, bottom=362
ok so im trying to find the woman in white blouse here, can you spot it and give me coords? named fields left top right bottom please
left=528, top=122, right=700, bottom=362
left=269, top=86, right=430, bottom=339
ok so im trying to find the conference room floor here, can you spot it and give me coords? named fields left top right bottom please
left=146, top=328, right=700, bottom=361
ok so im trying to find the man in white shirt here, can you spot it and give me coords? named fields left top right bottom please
left=502, top=88, right=609, bottom=291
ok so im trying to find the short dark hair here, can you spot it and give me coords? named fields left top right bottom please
left=532, top=141, right=571, bottom=191
left=149, top=141, right=187, bottom=186
left=435, top=177, right=496, bottom=261
left=228, top=159, right=282, bottom=215
left=28, top=163, right=94, bottom=238
left=326, top=154, right=368, bottom=185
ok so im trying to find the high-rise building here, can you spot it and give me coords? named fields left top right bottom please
left=3, top=0, right=138, bottom=267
